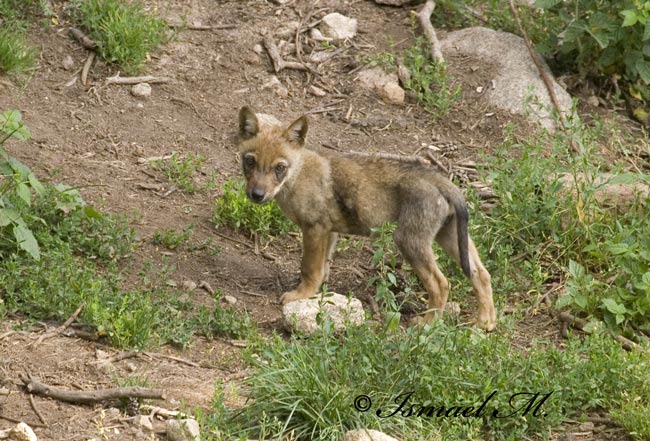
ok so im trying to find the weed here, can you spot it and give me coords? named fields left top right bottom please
left=153, top=226, right=193, bottom=250
left=472, top=110, right=650, bottom=336
left=152, top=152, right=205, bottom=194
left=0, top=29, right=37, bottom=75
left=368, top=222, right=417, bottom=318
left=194, top=290, right=255, bottom=340
left=229, top=321, right=649, bottom=440
left=402, top=38, right=461, bottom=120
left=69, top=0, right=168, bottom=75
left=213, top=178, right=296, bottom=239
left=362, top=51, right=397, bottom=70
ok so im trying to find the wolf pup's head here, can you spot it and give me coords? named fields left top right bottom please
left=237, top=106, right=308, bottom=204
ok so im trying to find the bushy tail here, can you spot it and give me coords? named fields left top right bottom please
left=449, top=194, right=471, bottom=278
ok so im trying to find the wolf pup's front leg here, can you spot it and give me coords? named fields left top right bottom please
left=280, top=225, right=330, bottom=304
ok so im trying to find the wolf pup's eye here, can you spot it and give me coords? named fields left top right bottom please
left=243, top=155, right=255, bottom=168
left=274, top=163, right=287, bottom=179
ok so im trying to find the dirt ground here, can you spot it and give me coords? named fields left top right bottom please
left=0, top=0, right=635, bottom=440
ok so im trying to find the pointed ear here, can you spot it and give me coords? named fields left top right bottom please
left=239, top=106, right=259, bottom=140
left=283, top=115, right=308, bottom=146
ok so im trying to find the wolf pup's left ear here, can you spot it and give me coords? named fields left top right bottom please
left=239, top=106, right=259, bottom=140
left=284, top=115, right=308, bottom=146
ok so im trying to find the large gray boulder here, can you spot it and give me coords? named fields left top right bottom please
left=441, top=27, right=572, bottom=131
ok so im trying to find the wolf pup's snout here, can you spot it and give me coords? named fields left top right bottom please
left=249, top=188, right=266, bottom=203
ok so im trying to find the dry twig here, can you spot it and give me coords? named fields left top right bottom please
left=105, top=74, right=171, bottom=85
left=30, top=304, right=84, bottom=347
left=81, top=52, right=95, bottom=86
left=559, top=312, right=642, bottom=351
left=263, top=36, right=311, bottom=73
left=69, top=27, right=97, bottom=50
left=20, top=374, right=165, bottom=405
left=416, top=0, right=444, bottom=62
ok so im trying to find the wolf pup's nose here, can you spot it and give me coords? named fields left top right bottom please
left=250, top=188, right=265, bottom=203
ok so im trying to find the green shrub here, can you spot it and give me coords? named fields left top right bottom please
left=152, top=152, right=205, bottom=194
left=70, top=0, right=168, bottom=74
left=223, top=321, right=649, bottom=440
left=213, top=178, right=296, bottom=239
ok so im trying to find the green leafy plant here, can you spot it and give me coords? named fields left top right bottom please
left=227, top=321, right=650, bottom=440
left=0, top=29, right=37, bottom=75
left=536, top=0, right=650, bottom=98
left=69, top=0, right=168, bottom=75
left=151, top=152, right=205, bottom=194
left=403, top=38, right=461, bottom=120
left=153, top=226, right=193, bottom=250
left=368, top=222, right=417, bottom=318
left=213, top=178, right=296, bottom=239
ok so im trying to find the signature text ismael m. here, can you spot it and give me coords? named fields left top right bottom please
left=354, top=391, right=553, bottom=419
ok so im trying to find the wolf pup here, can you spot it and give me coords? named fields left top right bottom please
left=237, top=106, right=496, bottom=331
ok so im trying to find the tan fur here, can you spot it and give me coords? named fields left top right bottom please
left=237, top=107, right=496, bottom=331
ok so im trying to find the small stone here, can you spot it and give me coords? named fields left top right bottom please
left=358, top=67, right=405, bottom=104
left=130, top=82, right=151, bottom=99
left=283, top=292, right=365, bottom=334
left=578, top=421, right=595, bottom=432
left=166, top=419, right=200, bottom=441
left=125, top=362, right=137, bottom=373
left=261, top=75, right=282, bottom=90
left=62, top=55, right=74, bottom=70
left=252, top=44, right=264, bottom=55
left=135, top=103, right=144, bottom=109
left=309, top=28, right=332, bottom=42
left=586, top=95, right=599, bottom=107
left=445, top=301, right=461, bottom=316
left=309, top=85, right=327, bottom=97
left=133, top=415, right=153, bottom=432
left=9, top=423, right=38, bottom=441
left=182, top=280, right=197, bottom=292
left=223, top=295, right=237, bottom=305
left=341, top=429, right=400, bottom=441
left=320, top=13, right=358, bottom=41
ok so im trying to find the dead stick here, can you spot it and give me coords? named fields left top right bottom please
left=105, top=75, right=171, bottom=85
left=29, top=394, right=48, bottom=426
left=559, top=312, right=642, bottom=351
left=263, top=36, right=310, bottom=73
left=144, top=352, right=200, bottom=368
left=31, top=303, right=84, bottom=347
left=416, top=0, right=444, bottom=62
left=0, top=414, right=46, bottom=429
left=81, top=52, right=95, bottom=86
left=20, top=374, right=165, bottom=404
left=69, top=27, right=97, bottom=50
left=508, top=1, right=569, bottom=131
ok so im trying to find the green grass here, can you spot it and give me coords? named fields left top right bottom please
left=153, top=226, right=193, bottom=250
left=70, top=0, right=168, bottom=75
left=204, top=321, right=649, bottom=441
left=152, top=152, right=205, bottom=194
left=1, top=110, right=254, bottom=349
left=0, top=28, right=37, bottom=75
left=402, top=38, right=461, bottom=120
left=213, top=178, right=296, bottom=239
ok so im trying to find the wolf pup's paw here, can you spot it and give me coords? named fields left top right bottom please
left=475, top=315, right=496, bottom=332
left=280, top=290, right=313, bottom=305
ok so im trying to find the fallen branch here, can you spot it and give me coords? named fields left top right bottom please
left=143, top=352, right=200, bottom=368
left=20, top=374, right=165, bottom=405
left=141, top=404, right=192, bottom=420
left=30, top=303, right=84, bottom=347
left=263, top=36, right=311, bottom=73
left=559, top=312, right=642, bottom=351
left=168, top=22, right=236, bottom=31
left=105, top=74, right=171, bottom=85
left=69, top=27, right=97, bottom=50
left=508, top=0, right=569, bottom=133
left=29, top=394, right=48, bottom=426
left=81, top=52, right=95, bottom=86
left=416, top=0, right=444, bottom=62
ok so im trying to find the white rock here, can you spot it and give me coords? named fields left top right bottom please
left=441, top=27, right=572, bottom=131
left=182, top=280, right=197, bottom=292
left=223, top=295, right=237, bottom=305
left=133, top=415, right=153, bottom=432
left=130, top=82, right=151, bottom=99
left=283, top=292, right=365, bottom=334
left=358, top=67, right=405, bottom=104
left=8, top=423, right=38, bottom=441
left=252, top=44, right=264, bottom=55
left=310, top=28, right=332, bottom=42
left=341, top=429, right=400, bottom=441
left=62, top=55, right=74, bottom=70
left=166, top=419, right=200, bottom=441
left=320, top=13, right=358, bottom=41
